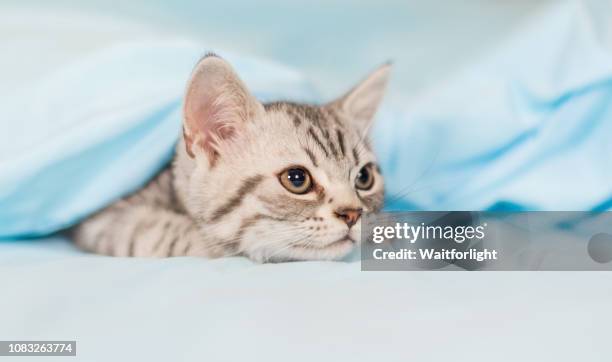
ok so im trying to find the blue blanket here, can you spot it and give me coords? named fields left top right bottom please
left=1, top=3, right=611, bottom=238
left=376, top=2, right=612, bottom=212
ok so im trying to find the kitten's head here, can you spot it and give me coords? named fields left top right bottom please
left=179, top=54, right=390, bottom=262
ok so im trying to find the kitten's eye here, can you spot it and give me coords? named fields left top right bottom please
left=279, top=167, right=312, bottom=194
left=355, top=163, right=375, bottom=190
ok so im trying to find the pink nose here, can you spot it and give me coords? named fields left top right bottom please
left=334, top=207, right=363, bottom=228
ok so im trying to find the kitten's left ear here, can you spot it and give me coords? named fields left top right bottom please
left=328, top=63, right=391, bottom=131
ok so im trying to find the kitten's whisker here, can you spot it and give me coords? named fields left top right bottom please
left=385, top=141, right=442, bottom=205
left=265, top=234, right=312, bottom=261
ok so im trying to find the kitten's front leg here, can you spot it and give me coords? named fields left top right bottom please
left=73, top=204, right=213, bottom=257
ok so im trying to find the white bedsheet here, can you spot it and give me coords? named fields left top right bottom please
left=1, top=238, right=610, bottom=362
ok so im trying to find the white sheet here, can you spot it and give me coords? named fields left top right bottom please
left=1, top=238, right=610, bottom=362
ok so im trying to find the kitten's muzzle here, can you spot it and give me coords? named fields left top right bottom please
left=334, top=207, right=363, bottom=228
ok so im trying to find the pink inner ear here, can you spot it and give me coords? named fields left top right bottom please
left=194, top=97, right=235, bottom=153
left=184, top=81, right=239, bottom=160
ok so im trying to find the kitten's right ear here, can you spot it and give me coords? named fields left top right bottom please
left=183, top=54, right=263, bottom=163
left=328, top=63, right=391, bottom=132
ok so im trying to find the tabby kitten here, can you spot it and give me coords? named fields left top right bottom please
left=72, top=54, right=390, bottom=262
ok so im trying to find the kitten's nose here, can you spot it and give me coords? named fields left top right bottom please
left=334, top=207, right=363, bottom=228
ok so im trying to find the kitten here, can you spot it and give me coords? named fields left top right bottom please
left=72, top=54, right=390, bottom=262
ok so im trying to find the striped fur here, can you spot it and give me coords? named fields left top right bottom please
left=72, top=56, right=390, bottom=262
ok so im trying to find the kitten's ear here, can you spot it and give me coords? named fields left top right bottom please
left=183, top=54, right=264, bottom=162
left=328, top=63, right=391, bottom=130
